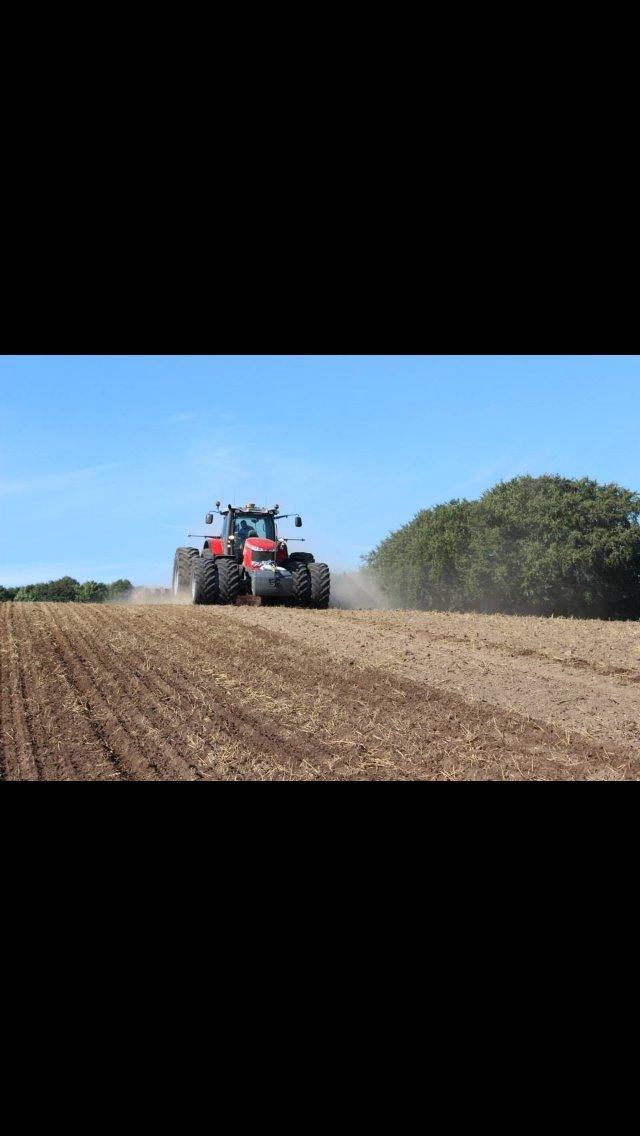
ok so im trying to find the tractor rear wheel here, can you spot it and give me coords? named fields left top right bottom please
left=173, top=547, right=199, bottom=596
left=291, top=563, right=311, bottom=606
left=309, top=562, right=330, bottom=608
left=191, top=557, right=219, bottom=605
left=217, top=558, right=240, bottom=605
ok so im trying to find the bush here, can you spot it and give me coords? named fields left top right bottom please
left=366, top=476, right=640, bottom=619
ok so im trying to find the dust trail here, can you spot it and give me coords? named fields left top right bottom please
left=107, top=586, right=188, bottom=606
left=109, top=573, right=391, bottom=609
left=330, top=570, right=391, bottom=610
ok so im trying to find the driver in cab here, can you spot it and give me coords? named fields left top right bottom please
left=235, top=517, right=258, bottom=550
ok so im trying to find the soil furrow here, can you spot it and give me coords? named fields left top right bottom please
left=0, top=605, right=40, bottom=779
left=69, top=606, right=262, bottom=777
left=10, top=603, right=99, bottom=779
left=51, top=604, right=205, bottom=781
left=82, top=605, right=344, bottom=777
left=105, top=606, right=639, bottom=780
left=0, top=607, right=8, bottom=779
left=62, top=605, right=207, bottom=779
left=319, top=609, right=640, bottom=682
left=359, top=624, right=640, bottom=684
left=225, top=617, right=640, bottom=778
left=145, top=607, right=428, bottom=770
left=231, top=607, right=640, bottom=751
left=40, top=605, right=159, bottom=780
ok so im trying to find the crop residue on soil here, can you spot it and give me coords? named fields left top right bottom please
left=1, top=603, right=638, bottom=780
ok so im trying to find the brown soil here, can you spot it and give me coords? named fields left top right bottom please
left=1, top=603, right=638, bottom=780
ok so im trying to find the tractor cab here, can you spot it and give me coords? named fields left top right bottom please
left=218, top=505, right=277, bottom=559
left=231, top=510, right=276, bottom=549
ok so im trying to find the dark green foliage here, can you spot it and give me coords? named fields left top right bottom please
left=366, top=476, right=640, bottom=619
left=14, top=576, right=81, bottom=602
left=6, top=576, right=134, bottom=603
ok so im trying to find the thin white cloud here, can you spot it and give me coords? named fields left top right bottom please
left=189, top=444, right=249, bottom=482
left=452, top=449, right=530, bottom=496
left=0, top=463, right=122, bottom=497
left=167, top=412, right=196, bottom=423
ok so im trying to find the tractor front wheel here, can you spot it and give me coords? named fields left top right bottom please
left=291, top=563, right=311, bottom=606
left=217, top=558, right=240, bottom=605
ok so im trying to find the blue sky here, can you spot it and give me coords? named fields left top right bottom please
left=1, top=355, right=638, bottom=585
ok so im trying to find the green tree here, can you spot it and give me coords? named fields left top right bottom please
left=367, top=476, right=640, bottom=619
left=14, top=577, right=80, bottom=604
left=14, top=577, right=81, bottom=602
left=0, top=586, right=18, bottom=602
left=11, top=576, right=135, bottom=603
left=76, top=581, right=108, bottom=603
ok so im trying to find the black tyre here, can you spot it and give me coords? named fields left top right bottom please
left=291, top=563, right=311, bottom=606
left=173, top=547, right=199, bottom=596
left=190, top=557, right=220, bottom=605
left=217, top=558, right=240, bottom=605
left=309, top=562, right=330, bottom=608
left=287, top=552, right=315, bottom=566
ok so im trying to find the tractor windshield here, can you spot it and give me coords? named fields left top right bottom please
left=234, top=513, right=275, bottom=542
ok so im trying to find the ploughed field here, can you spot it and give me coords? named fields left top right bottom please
left=1, top=602, right=639, bottom=781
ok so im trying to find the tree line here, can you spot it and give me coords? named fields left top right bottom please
left=366, top=475, right=640, bottom=619
left=0, top=577, right=133, bottom=603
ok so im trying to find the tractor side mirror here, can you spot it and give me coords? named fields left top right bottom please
left=205, top=513, right=213, bottom=525
left=295, top=516, right=302, bottom=527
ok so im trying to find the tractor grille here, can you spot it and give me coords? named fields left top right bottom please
left=251, top=550, right=275, bottom=563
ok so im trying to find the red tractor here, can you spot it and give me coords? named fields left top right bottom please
left=172, top=501, right=331, bottom=607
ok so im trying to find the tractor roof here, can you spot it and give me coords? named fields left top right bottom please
left=226, top=502, right=278, bottom=514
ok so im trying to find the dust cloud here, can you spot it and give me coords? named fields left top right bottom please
left=107, top=586, right=182, bottom=605
left=329, top=570, right=391, bottom=610
left=108, top=573, right=390, bottom=610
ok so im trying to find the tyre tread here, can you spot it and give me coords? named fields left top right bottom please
left=309, top=562, right=330, bottom=608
